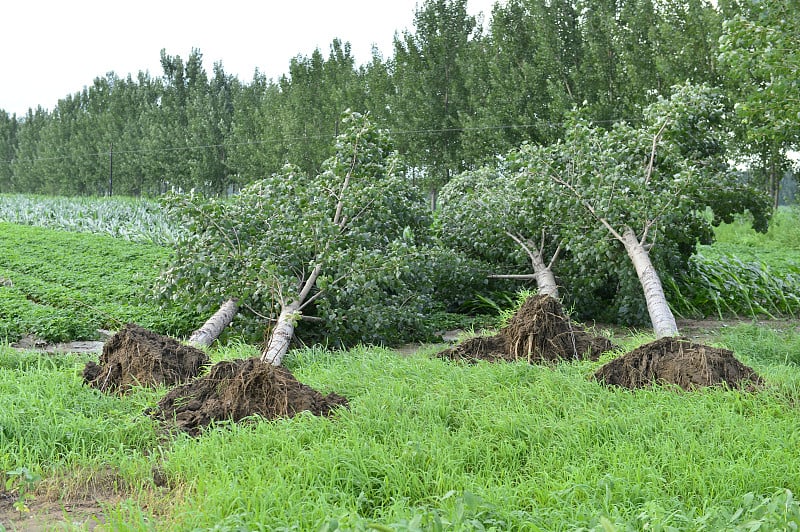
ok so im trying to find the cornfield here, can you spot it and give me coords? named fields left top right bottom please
left=669, top=252, right=800, bottom=319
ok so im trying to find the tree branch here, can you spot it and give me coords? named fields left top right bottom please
left=505, top=231, right=537, bottom=265
left=644, top=119, right=670, bottom=185
left=549, top=174, right=626, bottom=243
left=333, top=129, right=362, bottom=229
left=487, top=274, right=538, bottom=280
left=547, top=243, right=562, bottom=270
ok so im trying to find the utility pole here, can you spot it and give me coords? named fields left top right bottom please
left=108, top=142, right=113, bottom=196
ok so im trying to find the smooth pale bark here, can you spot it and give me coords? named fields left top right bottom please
left=503, top=232, right=559, bottom=299
left=261, top=301, right=301, bottom=366
left=487, top=259, right=558, bottom=298
left=188, top=298, right=239, bottom=347
left=620, top=227, right=679, bottom=338
left=530, top=248, right=559, bottom=299
left=261, top=263, right=324, bottom=366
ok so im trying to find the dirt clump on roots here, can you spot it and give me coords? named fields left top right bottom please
left=438, top=294, right=615, bottom=363
left=594, top=336, right=763, bottom=391
left=152, top=357, right=349, bottom=436
left=83, top=323, right=209, bottom=394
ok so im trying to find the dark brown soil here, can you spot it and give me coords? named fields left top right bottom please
left=82, top=324, right=209, bottom=394
left=438, top=294, right=615, bottom=363
left=594, top=336, right=763, bottom=390
left=152, top=357, right=349, bottom=436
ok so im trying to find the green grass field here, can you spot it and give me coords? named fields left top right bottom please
left=0, top=222, right=195, bottom=343
left=2, top=331, right=800, bottom=530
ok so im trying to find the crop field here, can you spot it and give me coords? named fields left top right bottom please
left=668, top=207, right=800, bottom=320
left=1, top=196, right=799, bottom=530
left=0, top=195, right=179, bottom=245
left=0, top=222, right=194, bottom=343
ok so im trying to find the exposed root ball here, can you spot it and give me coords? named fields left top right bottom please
left=594, top=337, right=763, bottom=390
left=502, top=294, right=615, bottom=362
left=152, top=357, right=349, bottom=436
left=438, top=294, right=615, bottom=363
left=83, top=323, right=209, bottom=394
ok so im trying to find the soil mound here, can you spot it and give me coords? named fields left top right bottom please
left=83, top=324, right=209, bottom=394
left=594, top=337, right=762, bottom=390
left=152, top=357, right=349, bottom=436
left=438, top=294, right=615, bottom=363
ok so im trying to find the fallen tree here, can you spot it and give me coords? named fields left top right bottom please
left=538, top=83, right=771, bottom=337
left=438, top=162, right=565, bottom=299
left=437, top=293, right=615, bottom=363
left=83, top=298, right=239, bottom=392
left=155, top=111, right=476, bottom=363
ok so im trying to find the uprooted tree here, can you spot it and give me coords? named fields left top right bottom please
left=540, top=82, right=770, bottom=337
left=438, top=159, right=566, bottom=299
left=437, top=158, right=617, bottom=363
left=155, top=110, right=483, bottom=363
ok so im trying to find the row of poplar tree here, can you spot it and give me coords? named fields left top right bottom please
left=0, top=0, right=795, bottom=204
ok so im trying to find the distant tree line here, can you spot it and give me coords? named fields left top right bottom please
left=0, top=0, right=796, bottom=203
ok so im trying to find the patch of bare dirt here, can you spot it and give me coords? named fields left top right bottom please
left=0, top=466, right=132, bottom=531
left=82, top=323, right=209, bottom=394
left=152, top=357, right=349, bottom=436
left=594, top=336, right=763, bottom=391
left=0, top=496, right=111, bottom=531
left=588, top=317, right=800, bottom=344
left=438, top=294, right=615, bottom=363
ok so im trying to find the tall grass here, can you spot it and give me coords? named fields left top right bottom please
left=0, top=194, right=179, bottom=245
left=3, top=331, right=800, bottom=530
left=713, top=206, right=800, bottom=250
left=669, top=206, right=800, bottom=319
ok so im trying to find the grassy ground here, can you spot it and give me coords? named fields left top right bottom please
left=2, top=328, right=800, bottom=530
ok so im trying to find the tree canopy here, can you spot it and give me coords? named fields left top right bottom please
left=719, top=0, right=800, bottom=207
left=439, top=83, right=771, bottom=326
left=156, top=111, right=484, bottom=350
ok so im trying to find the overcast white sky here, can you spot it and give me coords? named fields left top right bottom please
left=1, top=0, right=499, bottom=117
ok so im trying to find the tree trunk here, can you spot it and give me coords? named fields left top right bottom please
left=620, top=227, right=679, bottom=338
left=188, top=298, right=239, bottom=348
left=261, top=301, right=301, bottom=366
left=503, top=232, right=560, bottom=299
left=486, top=258, right=558, bottom=299
left=530, top=249, right=559, bottom=299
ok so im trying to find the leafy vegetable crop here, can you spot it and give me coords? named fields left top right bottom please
left=0, top=223, right=194, bottom=342
left=0, top=194, right=179, bottom=245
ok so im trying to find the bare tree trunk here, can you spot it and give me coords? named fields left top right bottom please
left=261, top=300, right=301, bottom=366
left=530, top=249, right=559, bottom=299
left=620, top=227, right=678, bottom=338
left=502, top=232, right=560, bottom=299
left=188, top=298, right=239, bottom=348
left=261, top=263, right=323, bottom=366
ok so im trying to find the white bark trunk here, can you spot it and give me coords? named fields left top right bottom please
left=621, top=227, right=679, bottom=338
left=530, top=250, right=559, bottom=299
left=504, top=232, right=560, bottom=299
left=188, top=298, right=239, bottom=348
left=261, top=301, right=301, bottom=366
